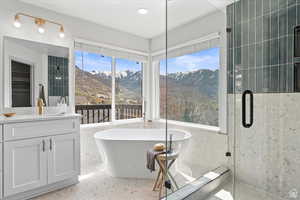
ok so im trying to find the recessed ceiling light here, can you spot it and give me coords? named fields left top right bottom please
left=138, top=8, right=148, bottom=15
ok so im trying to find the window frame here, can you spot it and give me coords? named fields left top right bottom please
left=112, top=57, right=144, bottom=121
left=158, top=46, right=225, bottom=131
left=74, top=51, right=145, bottom=123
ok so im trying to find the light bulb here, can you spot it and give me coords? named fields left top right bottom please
left=14, top=15, right=21, bottom=28
left=59, top=26, right=65, bottom=38
left=59, top=32, right=65, bottom=38
left=38, top=26, right=45, bottom=34
left=14, top=20, right=21, bottom=28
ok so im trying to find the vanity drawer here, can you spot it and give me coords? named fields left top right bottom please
left=4, top=119, right=78, bottom=141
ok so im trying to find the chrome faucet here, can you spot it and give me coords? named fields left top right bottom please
left=57, top=96, right=66, bottom=105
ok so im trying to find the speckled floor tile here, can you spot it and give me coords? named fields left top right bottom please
left=33, top=171, right=158, bottom=200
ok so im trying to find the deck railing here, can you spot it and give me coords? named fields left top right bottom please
left=75, top=104, right=143, bottom=124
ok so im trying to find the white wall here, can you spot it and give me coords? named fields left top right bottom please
left=151, top=11, right=226, bottom=51
left=0, top=0, right=149, bottom=113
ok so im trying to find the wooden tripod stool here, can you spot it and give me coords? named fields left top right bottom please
left=152, top=152, right=179, bottom=199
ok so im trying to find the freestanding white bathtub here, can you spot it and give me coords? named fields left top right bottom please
left=94, top=128, right=191, bottom=179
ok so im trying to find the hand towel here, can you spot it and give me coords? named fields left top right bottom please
left=146, top=149, right=164, bottom=172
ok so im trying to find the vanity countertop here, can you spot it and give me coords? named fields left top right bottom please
left=0, top=113, right=81, bottom=124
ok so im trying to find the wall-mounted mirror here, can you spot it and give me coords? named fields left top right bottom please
left=3, top=36, right=69, bottom=108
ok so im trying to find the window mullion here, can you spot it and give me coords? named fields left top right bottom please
left=111, top=57, right=116, bottom=122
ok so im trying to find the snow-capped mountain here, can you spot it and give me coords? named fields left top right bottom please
left=90, top=70, right=142, bottom=80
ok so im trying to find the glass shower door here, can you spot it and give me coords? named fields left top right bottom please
left=229, top=0, right=300, bottom=199
left=163, top=0, right=235, bottom=199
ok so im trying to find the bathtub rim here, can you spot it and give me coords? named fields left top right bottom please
left=94, top=128, right=192, bottom=142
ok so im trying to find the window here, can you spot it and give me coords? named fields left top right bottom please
left=74, top=50, right=143, bottom=124
left=160, top=48, right=220, bottom=127
left=115, top=58, right=143, bottom=119
left=75, top=51, right=112, bottom=123
left=75, top=51, right=112, bottom=105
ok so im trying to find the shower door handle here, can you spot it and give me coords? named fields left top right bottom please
left=242, top=90, right=253, bottom=128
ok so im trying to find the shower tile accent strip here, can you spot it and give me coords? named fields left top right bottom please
left=161, top=166, right=230, bottom=200
left=227, top=0, right=300, bottom=94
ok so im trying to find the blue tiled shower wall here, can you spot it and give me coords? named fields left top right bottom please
left=48, top=56, right=69, bottom=97
left=227, top=0, right=300, bottom=93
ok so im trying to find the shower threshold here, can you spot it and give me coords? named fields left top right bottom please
left=162, top=166, right=230, bottom=200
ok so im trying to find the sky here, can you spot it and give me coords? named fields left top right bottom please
left=75, top=47, right=219, bottom=74
left=75, top=51, right=141, bottom=73
left=160, top=47, right=220, bottom=74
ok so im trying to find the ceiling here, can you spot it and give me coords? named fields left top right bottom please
left=19, top=0, right=233, bottom=39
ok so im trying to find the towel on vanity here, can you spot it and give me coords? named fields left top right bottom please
left=146, top=149, right=164, bottom=172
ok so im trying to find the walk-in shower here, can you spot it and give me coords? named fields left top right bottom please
left=163, top=0, right=300, bottom=199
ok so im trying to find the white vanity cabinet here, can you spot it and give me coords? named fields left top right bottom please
left=4, top=137, right=48, bottom=196
left=48, top=133, right=80, bottom=184
left=0, top=115, right=80, bottom=199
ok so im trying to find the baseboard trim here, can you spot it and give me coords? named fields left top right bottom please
left=3, top=177, right=79, bottom=200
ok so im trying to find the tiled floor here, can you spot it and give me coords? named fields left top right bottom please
left=207, top=180, right=284, bottom=200
left=34, top=170, right=158, bottom=200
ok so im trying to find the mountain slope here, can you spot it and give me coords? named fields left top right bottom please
left=160, top=69, right=219, bottom=126
left=75, top=67, right=142, bottom=105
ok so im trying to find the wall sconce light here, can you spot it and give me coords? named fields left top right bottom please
left=13, top=13, right=65, bottom=38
